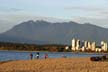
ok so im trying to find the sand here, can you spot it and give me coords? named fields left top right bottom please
left=0, top=57, right=108, bottom=72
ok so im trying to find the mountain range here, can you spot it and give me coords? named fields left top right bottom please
left=0, top=20, right=108, bottom=45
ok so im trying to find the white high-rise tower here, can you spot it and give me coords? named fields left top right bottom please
left=91, top=42, right=96, bottom=51
left=101, top=41, right=106, bottom=52
left=72, top=38, right=76, bottom=51
left=76, top=39, right=80, bottom=50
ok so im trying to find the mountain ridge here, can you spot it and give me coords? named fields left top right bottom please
left=0, top=20, right=108, bottom=45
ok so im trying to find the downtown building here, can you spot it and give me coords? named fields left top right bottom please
left=71, top=38, right=108, bottom=52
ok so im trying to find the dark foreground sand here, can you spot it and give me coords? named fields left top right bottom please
left=0, top=57, right=108, bottom=72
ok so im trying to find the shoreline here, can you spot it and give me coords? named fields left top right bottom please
left=0, top=50, right=47, bottom=52
left=0, top=50, right=107, bottom=54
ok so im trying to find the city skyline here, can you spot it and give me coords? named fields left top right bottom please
left=71, top=38, right=108, bottom=52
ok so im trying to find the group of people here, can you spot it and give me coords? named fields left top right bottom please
left=29, top=52, right=48, bottom=60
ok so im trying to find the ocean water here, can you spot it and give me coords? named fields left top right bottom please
left=0, top=51, right=104, bottom=61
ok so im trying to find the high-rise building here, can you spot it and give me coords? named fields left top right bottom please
left=101, top=41, right=107, bottom=52
left=91, top=42, right=96, bottom=51
left=86, top=41, right=91, bottom=50
left=105, top=42, right=108, bottom=52
left=76, top=39, right=80, bottom=50
left=84, top=41, right=87, bottom=49
left=71, top=38, right=76, bottom=51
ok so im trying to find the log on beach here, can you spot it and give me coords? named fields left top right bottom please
left=90, top=55, right=107, bottom=61
left=90, top=56, right=102, bottom=61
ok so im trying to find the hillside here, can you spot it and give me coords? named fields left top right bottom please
left=0, top=20, right=108, bottom=45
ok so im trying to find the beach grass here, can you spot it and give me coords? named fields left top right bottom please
left=0, top=57, right=108, bottom=72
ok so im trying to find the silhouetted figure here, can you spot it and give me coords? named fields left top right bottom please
left=61, top=54, right=67, bottom=58
left=36, top=52, right=40, bottom=59
left=44, top=53, right=48, bottom=59
left=30, top=53, right=33, bottom=60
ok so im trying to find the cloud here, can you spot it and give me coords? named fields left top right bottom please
left=64, top=6, right=107, bottom=12
left=0, top=8, right=23, bottom=12
left=64, top=6, right=108, bottom=19
left=71, top=16, right=108, bottom=28
left=9, top=8, right=23, bottom=12
left=100, top=11, right=108, bottom=15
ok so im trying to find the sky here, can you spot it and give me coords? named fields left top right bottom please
left=0, top=0, right=108, bottom=33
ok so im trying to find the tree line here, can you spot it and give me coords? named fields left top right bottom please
left=0, top=42, right=71, bottom=52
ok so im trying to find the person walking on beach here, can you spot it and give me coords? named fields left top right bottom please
left=36, top=52, right=39, bottom=59
left=30, top=53, right=33, bottom=60
left=61, top=54, right=66, bottom=58
left=44, top=53, right=48, bottom=59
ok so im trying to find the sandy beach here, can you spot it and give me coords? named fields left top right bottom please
left=0, top=57, right=108, bottom=72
